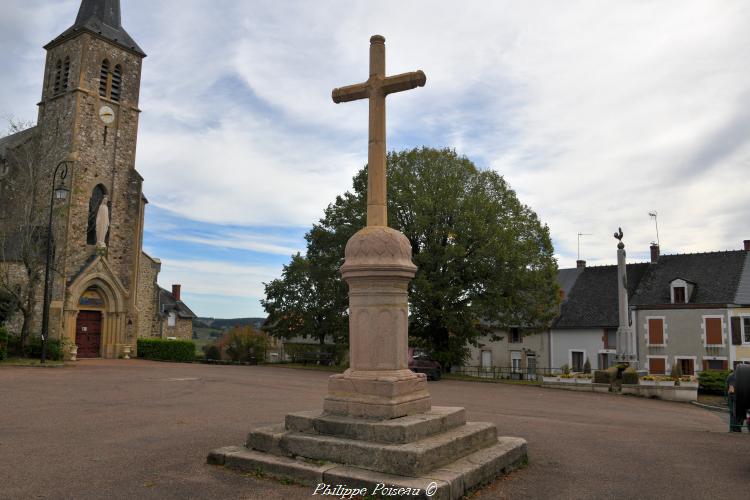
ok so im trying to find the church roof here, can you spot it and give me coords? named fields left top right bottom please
left=0, top=127, right=38, bottom=158
left=45, top=0, right=145, bottom=57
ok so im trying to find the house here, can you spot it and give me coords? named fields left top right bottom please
left=460, top=265, right=584, bottom=374
left=631, top=242, right=750, bottom=376
left=550, top=260, right=649, bottom=371
left=157, top=285, right=196, bottom=340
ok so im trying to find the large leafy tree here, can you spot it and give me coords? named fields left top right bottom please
left=263, top=147, right=559, bottom=366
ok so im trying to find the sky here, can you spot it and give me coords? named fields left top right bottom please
left=1, top=0, right=748, bottom=318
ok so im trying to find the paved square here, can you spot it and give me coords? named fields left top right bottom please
left=0, top=360, right=745, bottom=499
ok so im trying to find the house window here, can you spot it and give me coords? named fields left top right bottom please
left=649, top=358, right=666, bottom=375
left=678, top=358, right=695, bottom=376
left=168, top=312, right=176, bottom=327
left=604, top=329, right=617, bottom=349
left=527, top=355, right=536, bottom=374
left=511, top=351, right=522, bottom=372
left=571, top=351, right=584, bottom=372
left=743, top=317, right=750, bottom=344
left=673, top=286, right=686, bottom=303
left=509, top=328, right=521, bottom=344
left=648, top=318, right=664, bottom=345
left=703, top=359, right=727, bottom=371
left=705, top=317, right=723, bottom=345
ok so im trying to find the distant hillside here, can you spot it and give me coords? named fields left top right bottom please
left=194, top=317, right=266, bottom=330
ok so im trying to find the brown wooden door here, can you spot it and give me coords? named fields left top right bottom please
left=76, top=311, right=101, bottom=358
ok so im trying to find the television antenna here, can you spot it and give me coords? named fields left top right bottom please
left=648, top=211, right=660, bottom=246
left=577, top=233, right=592, bottom=260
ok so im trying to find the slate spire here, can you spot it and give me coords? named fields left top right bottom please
left=46, top=0, right=145, bottom=57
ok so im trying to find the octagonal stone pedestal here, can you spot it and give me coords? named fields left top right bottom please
left=208, top=227, right=527, bottom=498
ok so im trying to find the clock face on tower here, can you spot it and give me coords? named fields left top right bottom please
left=99, top=105, right=115, bottom=124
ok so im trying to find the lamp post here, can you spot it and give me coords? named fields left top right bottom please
left=40, top=156, right=73, bottom=364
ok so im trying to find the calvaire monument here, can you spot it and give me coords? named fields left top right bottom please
left=613, top=228, right=637, bottom=366
left=208, top=35, right=527, bottom=499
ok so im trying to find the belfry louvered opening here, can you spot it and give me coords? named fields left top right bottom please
left=62, top=56, right=71, bottom=90
left=53, top=59, right=62, bottom=94
left=111, top=64, right=122, bottom=102
left=99, top=59, right=109, bottom=97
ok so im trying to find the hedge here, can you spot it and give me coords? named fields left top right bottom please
left=698, top=369, right=731, bottom=394
left=137, top=338, right=196, bottom=362
left=27, top=337, right=63, bottom=361
left=622, top=366, right=639, bottom=385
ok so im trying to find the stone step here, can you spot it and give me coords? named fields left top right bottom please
left=208, top=436, right=528, bottom=500
left=284, top=406, right=466, bottom=444
left=280, top=421, right=497, bottom=477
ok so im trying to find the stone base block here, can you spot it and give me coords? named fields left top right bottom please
left=285, top=406, right=466, bottom=444
left=208, top=437, right=527, bottom=500
left=324, top=369, right=431, bottom=419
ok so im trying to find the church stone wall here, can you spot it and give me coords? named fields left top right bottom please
left=136, top=252, right=160, bottom=338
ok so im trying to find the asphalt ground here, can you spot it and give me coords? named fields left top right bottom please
left=1, top=360, right=747, bottom=500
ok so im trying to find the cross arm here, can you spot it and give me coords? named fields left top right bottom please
left=382, top=70, right=426, bottom=96
left=332, top=82, right=369, bottom=103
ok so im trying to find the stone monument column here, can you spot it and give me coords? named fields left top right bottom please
left=614, top=228, right=637, bottom=365
left=324, top=35, right=430, bottom=419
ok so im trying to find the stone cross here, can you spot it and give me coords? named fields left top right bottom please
left=614, top=228, right=637, bottom=365
left=332, top=35, right=426, bottom=227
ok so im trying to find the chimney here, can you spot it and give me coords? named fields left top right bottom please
left=576, top=260, right=586, bottom=269
left=650, top=243, right=660, bottom=264
left=172, top=284, right=181, bottom=301
left=744, top=240, right=750, bottom=251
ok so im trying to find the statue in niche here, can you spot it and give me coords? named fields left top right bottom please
left=95, top=195, right=110, bottom=249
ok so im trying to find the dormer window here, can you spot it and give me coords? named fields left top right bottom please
left=670, top=278, right=693, bottom=304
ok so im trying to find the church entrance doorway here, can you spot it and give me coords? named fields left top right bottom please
left=76, top=311, right=102, bottom=358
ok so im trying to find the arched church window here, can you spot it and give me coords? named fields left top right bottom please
left=86, top=184, right=108, bottom=245
left=62, top=56, right=71, bottom=90
left=99, top=60, right=110, bottom=98
left=111, top=64, right=122, bottom=102
left=53, top=59, right=62, bottom=94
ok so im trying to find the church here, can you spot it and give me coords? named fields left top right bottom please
left=0, top=0, right=195, bottom=357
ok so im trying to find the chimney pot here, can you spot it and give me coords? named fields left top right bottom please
left=744, top=240, right=750, bottom=251
left=172, top=284, right=181, bottom=301
left=576, top=260, right=586, bottom=269
left=650, top=243, right=660, bottom=264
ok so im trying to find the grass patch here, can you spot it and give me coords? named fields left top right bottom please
left=0, top=357, right=65, bottom=368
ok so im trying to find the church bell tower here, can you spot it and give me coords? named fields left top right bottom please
left=38, top=0, right=149, bottom=357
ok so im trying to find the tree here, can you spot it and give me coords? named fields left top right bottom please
left=262, top=252, right=349, bottom=345
left=263, top=147, right=559, bottom=367
left=0, top=117, right=48, bottom=348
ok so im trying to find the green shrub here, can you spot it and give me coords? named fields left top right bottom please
left=27, top=337, right=64, bottom=361
left=137, top=338, right=195, bottom=362
left=593, top=370, right=610, bottom=384
left=698, top=369, right=731, bottom=394
left=583, top=359, right=591, bottom=374
left=560, top=363, right=570, bottom=375
left=203, top=344, right=221, bottom=361
left=0, top=326, right=8, bottom=361
left=622, top=366, right=639, bottom=385
left=219, top=326, right=269, bottom=363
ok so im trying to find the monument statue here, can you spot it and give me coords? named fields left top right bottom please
left=614, top=227, right=637, bottom=364
left=95, top=195, right=110, bottom=248
left=208, top=36, right=527, bottom=498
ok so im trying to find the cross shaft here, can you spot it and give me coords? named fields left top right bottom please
left=332, top=35, right=426, bottom=227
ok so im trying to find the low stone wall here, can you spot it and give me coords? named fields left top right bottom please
left=541, top=378, right=698, bottom=402
left=621, top=384, right=697, bottom=402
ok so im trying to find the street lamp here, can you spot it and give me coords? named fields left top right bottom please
left=40, top=154, right=74, bottom=364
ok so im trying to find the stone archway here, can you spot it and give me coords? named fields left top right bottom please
left=64, top=259, right=129, bottom=359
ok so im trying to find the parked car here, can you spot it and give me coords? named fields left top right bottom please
left=408, top=348, right=442, bottom=381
